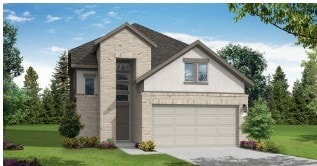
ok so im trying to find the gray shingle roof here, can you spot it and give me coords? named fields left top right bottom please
left=69, top=23, right=188, bottom=69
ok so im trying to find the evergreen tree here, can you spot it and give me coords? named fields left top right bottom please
left=53, top=51, right=70, bottom=102
left=242, top=98, right=274, bottom=141
left=268, top=66, right=292, bottom=124
left=292, top=49, right=317, bottom=124
left=217, top=44, right=268, bottom=106
left=23, top=66, right=43, bottom=123
left=42, top=87, right=56, bottom=123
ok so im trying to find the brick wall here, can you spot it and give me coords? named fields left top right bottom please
left=99, top=28, right=151, bottom=141
left=76, top=95, right=99, bottom=137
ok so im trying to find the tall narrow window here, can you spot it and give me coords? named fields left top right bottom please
left=185, top=63, right=194, bottom=82
left=85, top=77, right=95, bottom=95
left=198, top=64, right=207, bottom=82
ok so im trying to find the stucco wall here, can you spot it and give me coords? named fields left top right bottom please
left=98, top=28, right=152, bottom=141
left=144, top=47, right=245, bottom=93
left=76, top=69, right=98, bottom=95
left=76, top=95, right=99, bottom=137
left=141, top=92, right=248, bottom=144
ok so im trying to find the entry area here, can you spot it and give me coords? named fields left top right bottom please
left=152, top=105, right=238, bottom=147
left=116, top=60, right=131, bottom=141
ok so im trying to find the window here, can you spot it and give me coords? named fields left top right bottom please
left=85, top=77, right=95, bottom=95
left=116, top=62, right=130, bottom=102
left=185, top=63, right=194, bottom=81
left=183, top=58, right=208, bottom=84
left=198, top=64, right=207, bottom=82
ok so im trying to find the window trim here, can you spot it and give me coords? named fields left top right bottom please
left=183, top=58, right=209, bottom=85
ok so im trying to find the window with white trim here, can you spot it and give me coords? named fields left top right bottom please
left=84, top=74, right=96, bottom=95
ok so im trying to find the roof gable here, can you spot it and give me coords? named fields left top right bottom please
left=136, top=40, right=254, bottom=88
left=94, top=22, right=157, bottom=47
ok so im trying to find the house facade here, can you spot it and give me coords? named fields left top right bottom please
left=69, top=22, right=253, bottom=147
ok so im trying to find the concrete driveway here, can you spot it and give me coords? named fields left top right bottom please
left=157, top=147, right=317, bottom=166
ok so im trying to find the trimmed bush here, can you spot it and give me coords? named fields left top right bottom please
left=263, top=141, right=282, bottom=153
left=63, top=138, right=79, bottom=149
left=58, top=103, right=84, bottom=138
left=4, top=158, right=40, bottom=166
left=78, top=136, right=99, bottom=148
left=139, top=140, right=156, bottom=152
left=98, top=139, right=116, bottom=149
left=240, top=140, right=257, bottom=150
left=63, top=137, right=100, bottom=149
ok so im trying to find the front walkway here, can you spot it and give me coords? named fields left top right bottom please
left=117, top=142, right=162, bottom=155
left=156, top=147, right=317, bottom=166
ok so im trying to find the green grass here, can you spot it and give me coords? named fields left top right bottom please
left=4, top=125, right=192, bottom=166
left=271, top=125, right=317, bottom=160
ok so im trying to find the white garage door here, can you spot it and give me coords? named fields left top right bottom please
left=152, top=105, right=238, bottom=147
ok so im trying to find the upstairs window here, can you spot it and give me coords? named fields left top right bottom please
left=183, top=58, right=208, bottom=84
left=84, top=74, right=96, bottom=95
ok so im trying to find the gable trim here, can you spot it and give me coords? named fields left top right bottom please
left=94, top=22, right=157, bottom=48
left=136, top=40, right=254, bottom=88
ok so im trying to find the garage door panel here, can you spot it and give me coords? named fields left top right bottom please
left=217, top=137, right=236, bottom=145
left=197, top=117, right=218, bottom=125
left=217, top=127, right=236, bottom=135
left=175, top=108, right=195, bottom=115
left=154, top=138, right=174, bottom=146
left=197, top=137, right=217, bottom=145
left=176, top=127, right=195, bottom=136
left=218, top=117, right=236, bottom=125
left=175, top=137, right=196, bottom=146
left=175, top=116, right=195, bottom=125
left=153, top=127, right=174, bottom=136
left=153, top=117, right=174, bottom=125
left=197, top=127, right=217, bottom=136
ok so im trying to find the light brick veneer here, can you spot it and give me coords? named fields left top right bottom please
left=140, top=92, right=248, bottom=145
left=98, top=28, right=152, bottom=141
left=76, top=95, right=99, bottom=137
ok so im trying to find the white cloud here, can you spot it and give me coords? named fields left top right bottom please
left=163, top=32, right=308, bottom=91
left=92, top=23, right=104, bottom=28
left=80, top=10, right=96, bottom=20
left=13, top=60, right=54, bottom=93
left=48, top=46, right=67, bottom=53
left=107, top=11, right=121, bottom=18
left=5, top=10, right=33, bottom=22
left=46, top=15, right=62, bottom=23
left=73, top=37, right=84, bottom=41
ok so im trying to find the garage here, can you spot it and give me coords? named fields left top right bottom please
left=152, top=105, right=238, bottom=147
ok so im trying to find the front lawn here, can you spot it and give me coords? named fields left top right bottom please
left=4, top=125, right=192, bottom=166
left=271, top=125, right=317, bottom=160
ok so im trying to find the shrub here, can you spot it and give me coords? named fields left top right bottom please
left=263, top=141, right=282, bottom=153
left=4, top=158, right=40, bottom=166
left=59, top=102, right=84, bottom=138
left=139, top=140, right=156, bottom=152
left=240, top=140, right=257, bottom=150
left=98, top=139, right=116, bottom=149
left=256, top=140, right=266, bottom=151
left=78, top=136, right=99, bottom=148
left=63, top=138, right=79, bottom=149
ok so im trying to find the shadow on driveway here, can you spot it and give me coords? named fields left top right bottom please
left=192, top=156, right=317, bottom=166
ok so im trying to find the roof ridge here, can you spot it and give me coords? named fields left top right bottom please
left=131, top=23, right=188, bottom=46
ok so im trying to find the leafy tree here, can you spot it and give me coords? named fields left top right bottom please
left=23, top=66, right=43, bottom=123
left=3, top=80, right=29, bottom=127
left=228, top=3, right=317, bottom=49
left=58, top=102, right=83, bottom=138
left=3, top=21, right=24, bottom=80
left=268, top=66, right=292, bottom=124
left=217, top=44, right=268, bottom=106
left=242, top=98, right=275, bottom=141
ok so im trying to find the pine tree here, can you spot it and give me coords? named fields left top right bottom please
left=268, top=66, right=292, bottom=124
left=292, top=49, right=317, bottom=124
left=23, top=66, right=43, bottom=123
left=53, top=51, right=70, bottom=102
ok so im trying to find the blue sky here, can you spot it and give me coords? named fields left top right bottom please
left=4, top=3, right=308, bottom=92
